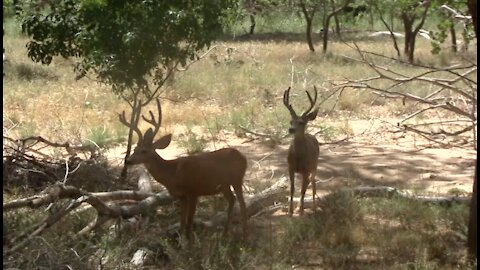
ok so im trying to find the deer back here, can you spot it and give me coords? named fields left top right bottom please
left=158, top=148, right=246, bottom=196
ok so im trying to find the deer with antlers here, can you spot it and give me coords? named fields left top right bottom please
left=119, top=99, right=248, bottom=240
left=283, top=86, right=320, bottom=216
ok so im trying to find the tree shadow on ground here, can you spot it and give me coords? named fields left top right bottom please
left=230, top=139, right=475, bottom=196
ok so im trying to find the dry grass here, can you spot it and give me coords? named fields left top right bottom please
left=4, top=31, right=476, bottom=145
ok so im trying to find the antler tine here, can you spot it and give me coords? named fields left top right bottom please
left=141, top=98, right=162, bottom=138
left=283, top=87, right=298, bottom=117
left=119, top=108, right=144, bottom=143
left=302, top=86, right=318, bottom=116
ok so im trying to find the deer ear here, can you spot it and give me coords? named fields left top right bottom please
left=153, top=134, right=172, bottom=149
left=143, top=128, right=154, bottom=142
left=306, top=108, right=319, bottom=121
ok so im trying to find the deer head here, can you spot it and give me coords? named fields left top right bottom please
left=283, top=86, right=319, bottom=135
left=119, top=98, right=172, bottom=165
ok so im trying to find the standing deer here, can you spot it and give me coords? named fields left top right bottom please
left=119, top=99, right=248, bottom=240
left=283, top=86, right=320, bottom=216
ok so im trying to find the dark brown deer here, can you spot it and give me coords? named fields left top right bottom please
left=283, top=86, right=320, bottom=216
left=119, top=99, right=248, bottom=240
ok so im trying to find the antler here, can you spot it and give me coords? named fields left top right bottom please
left=141, top=98, right=163, bottom=142
left=301, top=86, right=318, bottom=116
left=119, top=100, right=144, bottom=143
left=283, top=87, right=298, bottom=117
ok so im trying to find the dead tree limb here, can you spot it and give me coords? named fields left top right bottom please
left=3, top=186, right=166, bottom=211
left=4, top=184, right=175, bottom=254
left=332, top=44, right=476, bottom=148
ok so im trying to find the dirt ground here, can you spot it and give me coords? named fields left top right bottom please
left=108, top=118, right=476, bottom=197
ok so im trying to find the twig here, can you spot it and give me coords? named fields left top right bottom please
left=317, top=136, right=350, bottom=146
left=400, top=104, right=445, bottom=124
left=238, top=125, right=287, bottom=141
left=402, top=125, right=451, bottom=147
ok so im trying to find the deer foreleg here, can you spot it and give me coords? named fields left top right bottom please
left=288, top=169, right=295, bottom=216
left=222, top=188, right=235, bottom=236
left=179, top=198, right=188, bottom=235
left=299, top=173, right=309, bottom=216
left=233, top=185, right=248, bottom=239
left=185, top=196, right=198, bottom=240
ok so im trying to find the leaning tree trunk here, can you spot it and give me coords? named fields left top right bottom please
left=120, top=99, right=139, bottom=180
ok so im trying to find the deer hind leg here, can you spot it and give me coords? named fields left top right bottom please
left=179, top=198, right=188, bottom=236
left=310, top=170, right=317, bottom=213
left=299, top=173, right=309, bottom=216
left=288, top=168, right=295, bottom=216
left=222, top=187, right=235, bottom=236
left=233, top=184, right=248, bottom=239
left=185, top=196, right=198, bottom=240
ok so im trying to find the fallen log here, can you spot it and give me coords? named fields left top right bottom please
left=3, top=184, right=173, bottom=211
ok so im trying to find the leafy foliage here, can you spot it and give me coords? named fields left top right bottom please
left=20, top=0, right=237, bottom=95
left=429, top=0, right=474, bottom=54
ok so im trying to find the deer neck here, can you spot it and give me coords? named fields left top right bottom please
left=143, top=153, right=178, bottom=190
left=292, top=132, right=311, bottom=153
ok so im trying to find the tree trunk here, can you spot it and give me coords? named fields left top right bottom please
left=334, top=12, right=341, bottom=36
left=299, top=1, right=316, bottom=52
left=467, top=161, right=477, bottom=259
left=467, top=0, right=477, bottom=37
left=407, top=33, right=416, bottom=63
left=450, top=22, right=457, bottom=53
left=306, top=17, right=315, bottom=52
left=249, top=14, right=256, bottom=35
left=120, top=96, right=140, bottom=180
left=466, top=0, right=477, bottom=260
left=322, top=18, right=330, bottom=53
left=120, top=119, right=136, bottom=179
left=401, top=2, right=429, bottom=63
left=402, top=13, right=414, bottom=62
left=369, top=8, right=376, bottom=31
